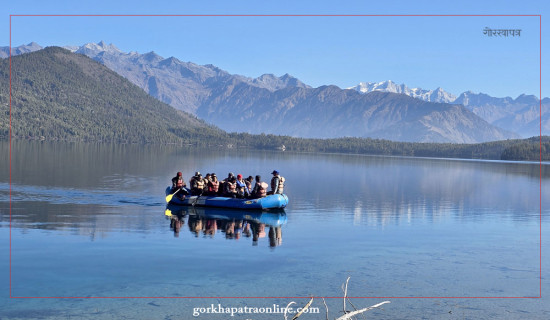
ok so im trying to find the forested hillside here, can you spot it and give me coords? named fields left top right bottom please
left=0, top=47, right=228, bottom=144
left=230, top=133, right=550, bottom=161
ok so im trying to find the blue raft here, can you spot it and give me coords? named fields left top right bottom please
left=165, top=187, right=289, bottom=210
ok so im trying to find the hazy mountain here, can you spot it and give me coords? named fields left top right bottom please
left=0, top=42, right=43, bottom=58
left=453, top=91, right=549, bottom=137
left=62, top=41, right=310, bottom=114
left=350, top=80, right=548, bottom=137
left=197, top=84, right=517, bottom=143
left=0, top=47, right=225, bottom=143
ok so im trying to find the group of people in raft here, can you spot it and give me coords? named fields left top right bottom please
left=170, top=170, right=285, bottom=200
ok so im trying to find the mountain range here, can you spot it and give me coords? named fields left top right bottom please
left=349, top=80, right=548, bottom=138
left=3, top=41, right=542, bottom=143
left=67, top=41, right=311, bottom=115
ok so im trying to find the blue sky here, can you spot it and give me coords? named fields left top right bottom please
left=2, top=0, right=548, bottom=98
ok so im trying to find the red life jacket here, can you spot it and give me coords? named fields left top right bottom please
left=209, top=180, right=219, bottom=193
left=226, top=181, right=236, bottom=193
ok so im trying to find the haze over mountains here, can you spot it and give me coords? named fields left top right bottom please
left=3, top=41, right=545, bottom=143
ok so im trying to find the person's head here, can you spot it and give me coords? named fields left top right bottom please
left=212, top=173, right=217, bottom=181
left=177, top=172, right=182, bottom=177
left=246, top=176, right=253, bottom=182
left=271, top=170, right=279, bottom=176
left=237, top=174, right=243, bottom=180
left=195, top=171, right=200, bottom=177
left=255, top=175, right=261, bottom=182
left=228, top=172, right=234, bottom=178
left=205, top=173, right=211, bottom=179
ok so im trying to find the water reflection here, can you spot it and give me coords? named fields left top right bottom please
left=165, top=205, right=286, bottom=247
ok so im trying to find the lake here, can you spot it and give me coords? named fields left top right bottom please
left=1, top=140, right=549, bottom=319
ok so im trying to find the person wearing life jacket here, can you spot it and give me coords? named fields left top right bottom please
left=206, top=173, right=219, bottom=195
left=219, top=172, right=234, bottom=196
left=235, top=174, right=251, bottom=198
left=190, top=172, right=205, bottom=195
left=223, top=172, right=235, bottom=184
left=170, top=172, right=189, bottom=199
left=269, top=170, right=285, bottom=195
left=224, top=176, right=238, bottom=198
left=171, top=172, right=184, bottom=192
left=245, top=176, right=254, bottom=195
left=189, top=171, right=199, bottom=188
left=252, top=175, right=267, bottom=198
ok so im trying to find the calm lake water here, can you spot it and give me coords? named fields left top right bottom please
left=1, top=140, right=549, bottom=319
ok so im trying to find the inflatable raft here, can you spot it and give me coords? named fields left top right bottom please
left=165, top=187, right=289, bottom=210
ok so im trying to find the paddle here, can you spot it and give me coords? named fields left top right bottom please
left=165, top=188, right=180, bottom=203
left=191, top=190, right=203, bottom=207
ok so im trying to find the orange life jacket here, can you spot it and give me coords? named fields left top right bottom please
left=271, top=176, right=285, bottom=194
left=255, top=182, right=267, bottom=197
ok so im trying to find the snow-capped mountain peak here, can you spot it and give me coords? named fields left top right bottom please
left=348, top=80, right=457, bottom=104
left=73, top=41, right=122, bottom=55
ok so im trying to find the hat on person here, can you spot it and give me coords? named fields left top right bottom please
left=271, top=170, right=279, bottom=175
left=177, top=172, right=182, bottom=176
left=195, top=171, right=200, bottom=176
left=237, top=174, right=243, bottom=179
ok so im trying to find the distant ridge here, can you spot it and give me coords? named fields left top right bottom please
left=0, top=42, right=43, bottom=58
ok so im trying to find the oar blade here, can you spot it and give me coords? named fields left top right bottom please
left=165, top=193, right=174, bottom=203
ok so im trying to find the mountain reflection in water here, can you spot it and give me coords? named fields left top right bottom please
left=165, top=205, right=286, bottom=247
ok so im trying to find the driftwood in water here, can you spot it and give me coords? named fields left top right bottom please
left=285, top=277, right=391, bottom=320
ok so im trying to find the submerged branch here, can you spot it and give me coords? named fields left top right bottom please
left=342, top=276, right=350, bottom=313
left=335, top=301, right=391, bottom=320
left=291, top=297, right=314, bottom=320
left=322, top=298, right=329, bottom=320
